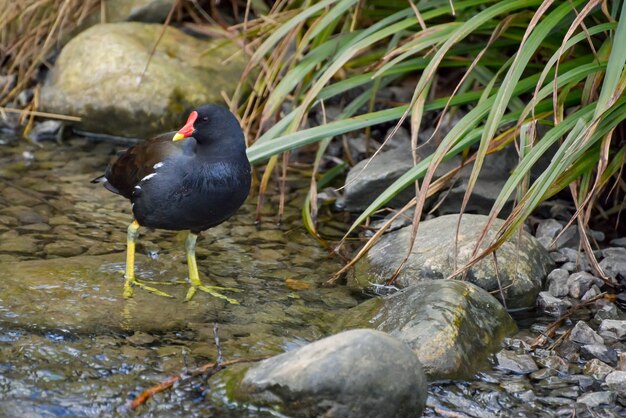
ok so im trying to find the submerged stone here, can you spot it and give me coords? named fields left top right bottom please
left=352, top=214, right=553, bottom=309
left=0, top=254, right=240, bottom=333
left=238, top=329, right=427, bottom=418
left=338, top=280, right=516, bottom=379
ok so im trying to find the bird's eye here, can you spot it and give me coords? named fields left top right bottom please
left=202, top=116, right=209, bottom=122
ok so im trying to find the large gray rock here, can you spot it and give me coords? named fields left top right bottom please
left=41, top=23, right=245, bottom=137
left=342, top=141, right=423, bottom=212
left=238, top=329, right=427, bottom=418
left=339, top=281, right=516, bottom=379
left=352, top=214, right=553, bottom=309
left=342, top=140, right=517, bottom=214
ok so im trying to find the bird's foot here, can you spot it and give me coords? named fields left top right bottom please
left=185, top=284, right=241, bottom=304
left=123, top=275, right=174, bottom=299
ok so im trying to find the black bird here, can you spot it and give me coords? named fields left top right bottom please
left=93, top=104, right=251, bottom=303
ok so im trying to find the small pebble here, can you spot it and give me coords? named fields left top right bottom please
left=576, top=391, right=616, bottom=408
left=583, top=359, right=614, bottom=380
left=537, top=291, right=572, bottom=317
left=598, top=319, right=626, bottom=341
left=580, top=344, right=618, bottom=366
left=605, top=371, right=626, bottom=397
left=496, top=350, right=539, bottom=375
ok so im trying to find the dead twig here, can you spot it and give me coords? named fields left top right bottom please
left=0, top=106, right=81, bottom=122
left=127, top=354, right=271, bottom=410
left=530, top=292, right=607, bottom=348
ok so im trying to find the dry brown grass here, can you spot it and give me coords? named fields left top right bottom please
left=0, top=0, right=101, bottom=106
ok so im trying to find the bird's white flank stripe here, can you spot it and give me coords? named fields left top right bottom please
left=153, top=162, right=164, bottom=169
left=141, top=173, right=157, bottom=182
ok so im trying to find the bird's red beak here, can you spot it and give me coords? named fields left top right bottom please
left=173, top=111, right=198, bottom=141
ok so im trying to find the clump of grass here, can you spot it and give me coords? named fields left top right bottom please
left=237, top=0, right=626, bottom=282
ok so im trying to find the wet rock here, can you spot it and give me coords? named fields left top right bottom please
left=550, top=387, right=579, bottom=399
left=495, top=350, right=539, bottom=375
left=558, top=247, right=588, bottom=268
left=500, top=379, right=531, bottom=394
left=547, top=268, right=569, bottom=297
left=352, top=214, right=553, bottom=309
left=599, top=253, right=626, bottom=280
left=610, top=237, right=626, bottom=247
left=537, top=355, right=568, bottom=373
left=583, top=359, right=614, bottom=380
left=17, top=223, right=51, bottom=232
left=561, top=261, right=577, bottom=272
left=567, top=272, right=603, bottom=299
left=567, top=374, right=594, bottom=390
left=85, top=242, right=119, bottom=255
left=1, top=206, right=48, bottom=224
left=576, top=391, right=616, bottom=408
left=529, top=368, right=556, bottom=380
left=606, top=371, right=626, bottom=396
left=0, top=235, right=39, bottom=255
left=339, top=281, right=516, bottom=379
left=581, top=285, right=600, bottom=302
left=44, top=241, right=86, bottom=257
left=536, top=219, right=563, bottom=250
left=342, top=141, right=422, bottom=212
left=0, top=254, right=246, bottom=333
left=3, top=187, right=42, bottom=206
left=48, top=215, right=75, bottom=226
left=595, top=304, right=626, bottom=321
left=598, top=319, right=626, bottom=341
left=126, top=331, right=156, bottom=346
left=569, top=321, right=604, bottom=345
left=41, top=23, right=245, bottom=138
left=553, top=227, right=579, bottom=250
left=550, top=251, right=568, bottom=264
left=238, top=329, right=428, bottom=418
left=581, top=344, right=618, bottom=366
left=435, top=146, right=518, bottom=216
left=0, top=214, right=18, bottom=227
left=602, top=247, right=626, bottom=259
left=27, top=120, right=64, bottom=143
left=537, top=291, right=572, bottom=317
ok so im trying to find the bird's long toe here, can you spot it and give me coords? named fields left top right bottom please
left=124, top=276, right=174, bottom=299
left=185, top=284, right=240, bottom=304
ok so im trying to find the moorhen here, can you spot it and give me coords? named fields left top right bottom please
left=93, top=104, right=251, bottom=303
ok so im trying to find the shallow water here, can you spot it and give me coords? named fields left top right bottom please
left=0, top=136, right=361, bottom=416
left=0, top=135, right=620, bottom=417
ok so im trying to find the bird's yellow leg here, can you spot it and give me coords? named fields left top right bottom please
left=184, top=232, right=240, bottom=304
left=123, top=220, right=173, bottom=299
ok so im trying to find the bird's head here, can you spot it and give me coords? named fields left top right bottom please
left=172, top=105, right=243, bottom=146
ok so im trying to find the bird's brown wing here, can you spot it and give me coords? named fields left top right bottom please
left=105, top=132, right=180, bottom=199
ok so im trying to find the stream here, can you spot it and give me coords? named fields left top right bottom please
left=0, top=135, right=618, bottom=417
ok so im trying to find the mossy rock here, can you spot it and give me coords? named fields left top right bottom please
left=339, top=281, right=517, bottom=380
left=41, top=22, right=245, bottom=138
left=352, top=213, right=554, bottom=309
